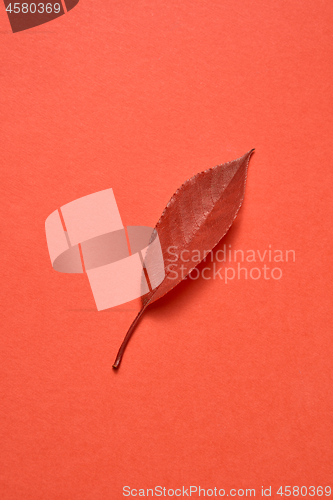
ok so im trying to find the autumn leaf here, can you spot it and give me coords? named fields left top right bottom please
left=113, top=149, right=255, bottom=369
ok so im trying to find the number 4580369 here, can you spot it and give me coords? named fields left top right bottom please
left=6, top=3, right=61, bottom=14
left=277, top=486, right=331, bottom=496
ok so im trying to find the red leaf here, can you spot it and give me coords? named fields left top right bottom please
left=113, top=149, right=255, bottom=369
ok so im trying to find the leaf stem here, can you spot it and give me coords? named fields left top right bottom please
left=112, top=305, right=147, bottom=369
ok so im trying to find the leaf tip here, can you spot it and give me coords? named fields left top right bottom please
left=242, top=148, right=255, bottom=164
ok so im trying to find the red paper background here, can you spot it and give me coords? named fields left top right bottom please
left=0, top=1, right=332, bottom=498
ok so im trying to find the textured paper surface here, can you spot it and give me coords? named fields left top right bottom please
left=0, top=1, right=332, bottom=498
